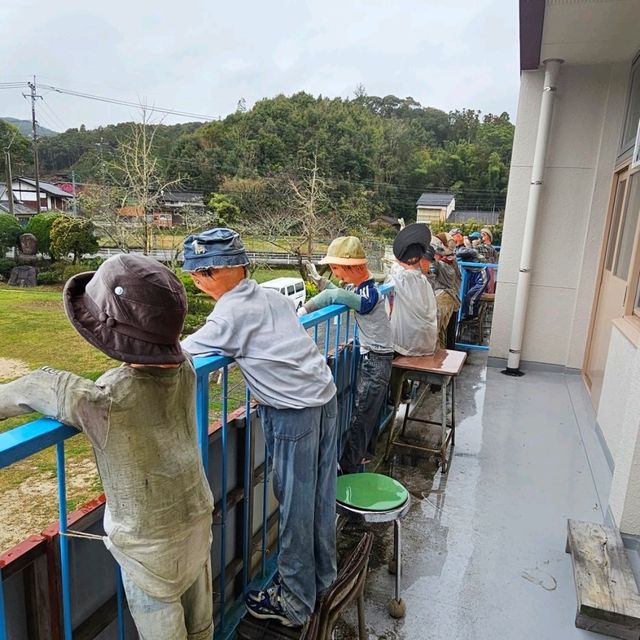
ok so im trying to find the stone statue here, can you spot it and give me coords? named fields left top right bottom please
left=9, top=233, right=38, bottom=287
left=18, top=233, right=38, bottom=258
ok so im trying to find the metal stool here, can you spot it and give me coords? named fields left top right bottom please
left=336, top=473, right=411, bottom=618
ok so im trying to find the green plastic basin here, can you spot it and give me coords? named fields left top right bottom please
left=336, top=473, right=409, bottom=511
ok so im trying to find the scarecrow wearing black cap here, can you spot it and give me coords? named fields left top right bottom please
left=0, top=255, right=215, bottom=640
left=387, top=223, right=438, bottom=356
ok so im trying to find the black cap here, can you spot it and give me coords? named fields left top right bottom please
left=393, top=223, right=433, bottom=263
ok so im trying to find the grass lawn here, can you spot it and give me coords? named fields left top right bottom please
left=0, top=267, right=299, bottom=552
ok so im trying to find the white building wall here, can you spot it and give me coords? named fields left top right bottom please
left=603, top=327, right=640, bottom=534
left=490, top=62, right=628, bottom=368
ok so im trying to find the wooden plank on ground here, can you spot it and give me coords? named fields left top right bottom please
left=567, top=519, right=640, bottom=640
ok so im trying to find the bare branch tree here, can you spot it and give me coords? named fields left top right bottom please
left=78, top=183, right=130, bottom=252
left=239, top=156, right=342, bottom=277
left=108, top=108, right=183, bottom=255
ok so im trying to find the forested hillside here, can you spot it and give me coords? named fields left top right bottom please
left=16, top=92, right=514, bottom=222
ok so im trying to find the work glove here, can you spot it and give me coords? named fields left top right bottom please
left=303, top=261, right=329, bottom=291
left=297, top=306, right=308, bottom=317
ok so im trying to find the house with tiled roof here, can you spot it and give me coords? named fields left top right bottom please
left=415, top=192, right=455, bottom=223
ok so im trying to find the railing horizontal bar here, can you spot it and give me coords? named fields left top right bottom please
left=192, top=354, right=234, bottom=376
left=455, top=342, right=490, bottom=351
left=0, top=418, right=76, bottom=469
left=458, top=261, right=498, bottom=268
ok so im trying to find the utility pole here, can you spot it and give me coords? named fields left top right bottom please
left=71, top=170, right=77, bottom=215
left=4, top=149, right=15, bottom=215
left=24, top=76, right=42, bottom=213
left=3, top=130, right=16, bottom=216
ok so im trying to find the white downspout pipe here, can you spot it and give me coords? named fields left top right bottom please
left=503, top=58, right=563, bottom=376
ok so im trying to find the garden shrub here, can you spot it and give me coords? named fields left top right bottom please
left=62, top=264, right=92, bottom=282
left=36, top=271, right=60, bottom=285
left=0, top=258, right=16, bottom=280
left=305, top=281, right=319, bottom=299
left=183, top=293, right=213, bottom=335
left=179, top=272, right=199, bottom=296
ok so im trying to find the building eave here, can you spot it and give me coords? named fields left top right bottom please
left=520, top=0, right=545, bottom=71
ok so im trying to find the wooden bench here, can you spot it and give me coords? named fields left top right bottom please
left=384, top=349, right=466, bottom=473
left=566, top=519, right=640, bottom=639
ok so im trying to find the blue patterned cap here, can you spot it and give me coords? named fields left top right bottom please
left=182, top=228, right=249, bottom=272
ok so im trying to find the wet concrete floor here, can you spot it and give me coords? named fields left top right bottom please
left=336, top=353, right=611, bottom=639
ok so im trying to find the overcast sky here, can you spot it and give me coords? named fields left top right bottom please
left=1, top=0, right=520, bottom=132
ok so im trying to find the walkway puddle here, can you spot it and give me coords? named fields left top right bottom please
left=520, top=568, right=558, bottom=591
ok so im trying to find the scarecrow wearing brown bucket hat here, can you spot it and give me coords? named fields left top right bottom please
left=301, top=236, right=393, bottom=474
left=0, top=254, right=215, bottom=640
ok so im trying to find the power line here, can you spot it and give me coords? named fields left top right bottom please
left=39, top=98, right=68, bottom=132
left=38, top=84, right=217, bottom=121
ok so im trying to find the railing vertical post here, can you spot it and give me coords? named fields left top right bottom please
left=261, top=440, right=269, bottom=578
left=0, top=567, right=6, bottom=640
left=347, top=324, right=360, bottom=434
left=457, top=266, right=469, bottom=323
left=115, top=565, right=125, bottom=640
left=242, top=388, right=252, bottom=593
left=56, top=443, right=72, bottom=640
left=324, top=319, right=331, bottom=357
left=196, top=372, right=210, bottom=469
left=341, top=312, right=351, bottom=431
left=219, top=366, right=228, bottom=631
left=332, top=314, right=341, bottom=381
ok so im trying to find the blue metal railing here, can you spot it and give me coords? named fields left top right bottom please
left=456, top=261, right=499, bottom=351
left=0, top=267, right=499, bottom=638
left=0, top=289, right=391, bottom=640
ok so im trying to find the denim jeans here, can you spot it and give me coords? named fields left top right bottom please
left=259, top=394, right=338, bottom=625
left=340, top=352, right=393, bottom=473
left=121, top=558, right=213, bottom=640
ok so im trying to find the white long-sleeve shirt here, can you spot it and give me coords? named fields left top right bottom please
left=386, top=263, right=438, bottom=356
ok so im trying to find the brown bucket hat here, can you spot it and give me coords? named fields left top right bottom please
left=63, top=254, right=187, bottom=365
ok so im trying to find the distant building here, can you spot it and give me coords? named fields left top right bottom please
left=118, top=192, right=206, bottom=228
left=369, top=215, right=401, bottom=233
left=0, top=183, right=36, bottom=226
left=158, top=191, right=205, bottom=226
left=448, top=209, right=502, bottom=225
left=416, top=193, right=455, bottom=223
left=8, top=178, right=73, bottom=214
left=0, top=178, right=72, bottom=226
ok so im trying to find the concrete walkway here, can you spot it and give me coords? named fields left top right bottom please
left=339, top=353, right=613, bottom=639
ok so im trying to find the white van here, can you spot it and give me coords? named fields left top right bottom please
left=260, top=277, right=306, bottom=310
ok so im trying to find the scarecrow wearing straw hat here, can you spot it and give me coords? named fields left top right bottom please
left=301, top=236, right=393, bottom=474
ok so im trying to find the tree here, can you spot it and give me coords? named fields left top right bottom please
left=108, top=109, right=181, bottom=254
left=50, top=216, right=99, bottom=264
left=78, top=184, right=130, bottom=251
left=25, top=211, right=63, bottom=259
left=0, top=121, right=32, bottom=176
left=245, top=157, right=341, bottom=278
left=0, top=213, right=21, bottom=254
left=207, top=193, right=241, bottom=226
